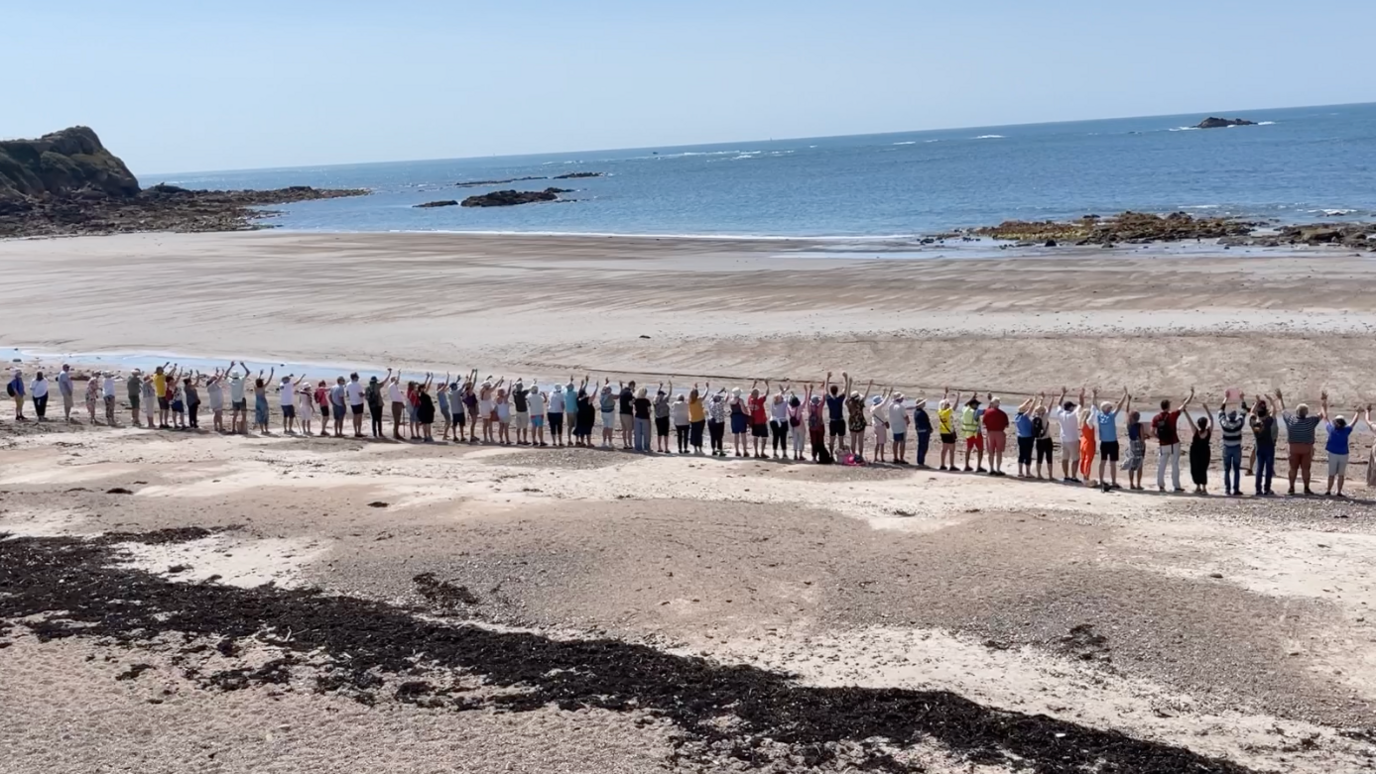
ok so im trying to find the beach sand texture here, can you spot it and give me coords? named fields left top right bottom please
left=3, top=232, right=1376, bottom=773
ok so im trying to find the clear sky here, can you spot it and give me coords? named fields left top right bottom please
left=6, top=0, right=1374, bottom=174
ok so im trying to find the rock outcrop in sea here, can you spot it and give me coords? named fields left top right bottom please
left=1195, top=117, right=1258, bottom=129
left=0, top=126, right=368, bottom=237
left=973, top=211, right=1255, bottom=244
left=414, top=200, right=458, bottom=208
left=460, top=188, right=565, bottom=207
left=552, top=171, right=603, bottom=180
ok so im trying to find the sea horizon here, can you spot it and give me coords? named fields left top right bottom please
left=145, top=101, right=1376, bottom=239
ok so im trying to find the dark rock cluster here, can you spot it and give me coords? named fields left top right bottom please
left=460, top=188, right=565, bottom=207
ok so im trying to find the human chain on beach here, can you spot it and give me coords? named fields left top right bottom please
left=6, top=364, right=1370, bottom=499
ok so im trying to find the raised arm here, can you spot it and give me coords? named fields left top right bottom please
left=1114, top=386, right=1128, bottom=413
left=1017, top=396, right=1035, bottom=414
left=1272, top=387, right=1285, bottom=414
left=822, top=372, right=832, bottom=395
left=1320, top=390, right=1329, bottom=421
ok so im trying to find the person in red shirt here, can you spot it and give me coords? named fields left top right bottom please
left=1151, top=387, right=1194, bottom=492
left=982, top=395, right=1011, bottom=476
left=748, top=381, right=770, bottom=458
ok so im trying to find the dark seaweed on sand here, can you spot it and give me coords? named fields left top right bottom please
left=0, top=531, right=1255, bottom=774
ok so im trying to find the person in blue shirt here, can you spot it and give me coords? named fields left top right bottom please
left=1322, top=392, right=1365, bottom=497
left=1092, top=387, right=1130, bottom=491
left=7, top=369, right=26, bottom=421
left=1013, top=395, right=1037, bottom=478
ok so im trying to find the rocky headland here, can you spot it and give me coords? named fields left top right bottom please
left=0, top=126, right=368, bottom=238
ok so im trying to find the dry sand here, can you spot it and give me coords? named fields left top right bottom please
left=4, top=231, right=1376, bottom=773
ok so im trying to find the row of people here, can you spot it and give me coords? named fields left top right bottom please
left=6, top=367, right=1367, bottom=497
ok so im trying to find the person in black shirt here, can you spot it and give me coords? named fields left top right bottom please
left=619, top=380, right=636, bottom=449
left=1250, top=402, right=1278, bottom=495
left=512, top=379, right=530, bottom=445
left=632, top=386, right=652, bottom=452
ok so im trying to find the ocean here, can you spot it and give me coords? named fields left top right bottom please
left=152, top=103, right=1376, bottom=239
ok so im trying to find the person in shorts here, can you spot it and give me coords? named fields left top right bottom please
left=618, top=380, right=636, bottom=448
left=1092, top=388, right=1129, bottom=491
left=1121, top=410, right=1147, bottom=490
left=823, top=372, right=848, bottom=455
left=937, top=391, right=958, bottom=470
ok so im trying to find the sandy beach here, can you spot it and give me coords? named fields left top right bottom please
left=4, top=231, right=1376, bottom=773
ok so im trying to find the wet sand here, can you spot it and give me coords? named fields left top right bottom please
left=3, top=231, right=1376, bottom=773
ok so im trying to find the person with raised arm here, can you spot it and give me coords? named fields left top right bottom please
left=655, top=382, right=674, bottom=454
left=1032, top=395, right=1054, bottom=479
left=462, top=371, right=479, bottom=442
left=228, top=363, right=248, bottom=434
left=314, top=378, right=330, bottom=437
left=936, top=387, right=956, bottom=471
left=296, top=374, right=316, bottom=436
left=387, top=369, right=406, bottom=439
left=185, top=372, right=202, bottom=430
left=1013, top=395, right=1036, bottom=478
left=1151, top=387, right=1192, bottom=493
left=823, top=372, right=848, bottom=456
left=1053, top=387, right=1082, bottom=482
left=1321, top=392, right=1361, bottom=497
left=528, top=382, right=547, bottom=447
left=687, top=382, right=708, bottom=455
left=416, top=372, right=436, bottom=442
left=1182, top=395, right=1211, bottom=494
left=982, top=394, right=1009, bottom=476
left=770, top=382, right=791, bottom=460
left=279, top=373, right=298, bottom=434
left=1249, top=392, right=1278, bottom=496
left=911, top=392, right=933, bottom=468
left=445, top=376, right=463, bottom=442
left=140, top=371, right=157, bottom=429
left=707, top=385, right=729, bottom=457
left=672, top=389, right=691, bottom=454
left=1275, top=388, right=1320, bottom=496
left=252, top=367, right=276, bottom=434
left=1216, top=392, right=1246, bottom=496
left=494, top=381, right=512, bottom=445
left=845, top=379, right=873, bottom=460
left=869, top=387, right=892, bottom=463
left=618, top=379, right=636, bottom=449
left=365, top=373, right=386, bottom=439
left=328, top=375, right=346, bottom=438
left=1092, top=387, right=1129, bottom=491
left=122, top=367, right=141, bottom=426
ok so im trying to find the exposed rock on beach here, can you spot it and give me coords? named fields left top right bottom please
left=1, top=126, right=368, bottom=238
left=460, top=188, right=565, bottom=207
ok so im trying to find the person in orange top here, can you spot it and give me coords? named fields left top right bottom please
left=1078, top=405, right=1097, bottom=485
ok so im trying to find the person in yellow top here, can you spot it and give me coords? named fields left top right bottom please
left=959, top=394, right=986, bottom=473
left=152, top=362, right=175, bottom=429
left=937, top=386, right=957, bottom=470
left=687, top=383, right=708, bottom=454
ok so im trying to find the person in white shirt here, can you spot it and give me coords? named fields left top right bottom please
left=888, top=393, right=909, bottom=463
left=279, top=375, right=298, bottom=434
left=102, top=371, right=118, bottom=426
left=31, top=371, right=50, bottom=422
left=869, top=389, right=892, bottom=463
left=1054, top=387, right=1085, bottom=482
left=227, top=362, right=248, bottom=434
left=58, top=364, right=75, bottom=422
left=206, top=370, right=226, bottom=432
left=527, top=385, right=547, bottom=447
left=346, top=373, right=366, bottom=437
left=386, top=373, right=405, bottom=440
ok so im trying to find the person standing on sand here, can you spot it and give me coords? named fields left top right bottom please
left=847, top=381, right=873, bottom=461
left=618, top=380, right=635, bottom=449
left=1093, top=388, right=1129, bottom=491
left=869, top=390, right=891, bottom=463
left=279, top=375, right=298, bottom=434
left=528, top=383, right=547, bottom=447
left=748, top=382, right=770, bottom=458
left=729, top=387, right=748, bottom=456
left=494, top=386, right=512, bottom=445
left=1151, top=388, right=1192, bottom=493
left=983, top=395, right=1009, bottom=476
left=1077, top=403, right=1096, bottom=485
left=824, top=372, right=849, bottom=456
left=672, top=393, right=691, bottom=454
left=594, top=381, right=613, bottom=448
left=1216, top=395, right=1246, bottom=496
left=366, top=376, right=385, bottom=438
left=30, top=371, right=49, bottom=422
left=153, top=364, right=176, bottom=429
left=102, top=371, right=118, bottom=426
left=959, top=394, right=985, bottom=473
left=655, top=384, right=674, bottom=454
left=512, top=379, right=530, bottom=446
left=937, top=389, right=957, bottom=471
left=141, top=373, right=157, bottom=429
left=6, top=369, right=25, bottom=421
left=688, top=383, right=708, bottom=455
left=787, top=390, right=807, bottom=461
left=313, top=379, right=329, bottom=436
left=708, top=388, right=728, bottom=456
left=229, top=366, right=248, bottom=435
left=462, top=375, right=479, bottom=442
left=59, top=365, right=76, bottom=423
left=1249, top=399, right=1278, bottom=496
left=185, top=374, right=202, bottom=430
left=1013, top=395, right=1036, bottom=478
left=83, top=373, right=98, bottom=424
left=437, top=375, right=453, bottom=441
left=328, top=375, right=346, bottom=438
left=1122, top=409, right=1147, bottom=490
left=546, top=383, right=564, bottom=447
left=297, top=376, right=315, bottom=436
left=1275, top=389, right=1320, bottom=496
left=889, top=392, right=909, bottom=464
left=912, top=394, right=933, bottom=468
left=1054, top=388, right=1082, bottom=482
left=123, top=368, right=140, bottom=426
left=253, top=368, right=276, bottom=434
left=1183, top=399, right=1211, bottom=494
left=346, top=373, right=366, bottom=438
left=632, top=386, right=653, bottom=452
left=1033, top=401, right=1054, bottom=479
left=1321, top=394, right=1362, bottom=497
left=772, top=384, right=793, bottom=460
left=417, top=374, right=436, bottom=442
left=387, top=371, right=406, bottom=439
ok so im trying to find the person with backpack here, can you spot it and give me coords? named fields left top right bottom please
left=8, top=369, right=26, bottom=421
left=1152, top=388, right=1193, bottom=492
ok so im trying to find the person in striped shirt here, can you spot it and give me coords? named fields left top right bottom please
left=1216, top=395, right=1248, bottom=496
left=1274, top=388, right=1320, bottom=496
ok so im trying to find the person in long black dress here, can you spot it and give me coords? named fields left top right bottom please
left=1184, top=398, right=1212, bottom=494
left=416, top=373, right=436, bottom=443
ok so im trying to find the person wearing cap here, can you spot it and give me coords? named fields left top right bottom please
left=59, top=364, right=77, bottom=423
left=1054, top=387, right=1084, bottom=482
left=869, top=388, right=891, bottom=463
left=845, top=379, right=872, bottom=460
left=982, top=394, right=1010, bottom=476
left=959, top=393, right=985, bottom=473
left=1321, top=393, right=1363, bottom=497
left=226, top=363, right=247, bottom=434
left=123, top=368, right=140, bottom=426
left=7, top=368, right=26, bottom=421
left=102, top=370, right=119, bottom=426
left=888, top=392, right=910, bottom=464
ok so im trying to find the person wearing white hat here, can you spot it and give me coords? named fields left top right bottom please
left=889, top=392, right=910, bottom=464
left=60, top=364, right=77, bottom=423
left=228, top=362, right=248, bottom=434
left=124, top=368, right=141, bottom=426
left=869, top=389, right=891, bottom=463
left=83, top=372, right=99, bottom=424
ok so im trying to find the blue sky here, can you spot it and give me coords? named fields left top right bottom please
left=6, top=0, right=1374, bottom=174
